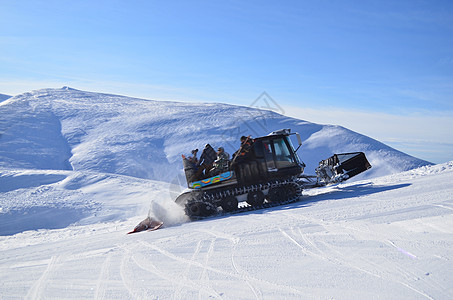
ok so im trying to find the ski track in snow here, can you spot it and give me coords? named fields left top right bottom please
left=94, top=251, right=112, bottom=300
left=25, top=255, right=61, bottom=300
left=137, top=238, right=307, bottom=298
left=276, top=208, right=450, bottom=299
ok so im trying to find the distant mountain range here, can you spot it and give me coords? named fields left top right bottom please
left=0, top=87, right=432, bottom=183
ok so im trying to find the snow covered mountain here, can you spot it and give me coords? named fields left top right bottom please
left=0, top=93, right=11, bottom=102
left=0, top=87, right=430, bottom=183
left=0, top=87, right=451, bottom=299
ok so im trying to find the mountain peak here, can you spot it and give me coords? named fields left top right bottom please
left=61, top=86, right=78, bottom=91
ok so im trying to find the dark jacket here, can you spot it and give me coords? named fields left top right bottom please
left=198, top=144, right=217, bottom=166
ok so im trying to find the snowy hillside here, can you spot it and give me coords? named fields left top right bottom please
left=0, top=93, right=11, bottom=102
left=1, top=161, right=452, bottom=299
left=0, top=87, right=431, bottom=184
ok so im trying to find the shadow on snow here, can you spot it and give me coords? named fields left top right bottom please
left=0, top=206, right=90, bottom=236
left=264, top=182, right=412, bottom=214
left=194, top=182, right=412, bottom=223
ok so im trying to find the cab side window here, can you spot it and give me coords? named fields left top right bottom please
left=273, top=138, right=296, bottom=168
left=263, top=140, right=276, bottom=170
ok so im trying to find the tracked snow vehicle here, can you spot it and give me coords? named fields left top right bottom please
left=176, top=129, right=371, bottom=219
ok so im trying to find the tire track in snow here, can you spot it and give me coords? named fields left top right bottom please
left=198, top=238, right=217, bottom=300
left=25, top=255, right=61, bottom=300
left=173, top=239, right=203, bottom=299
left=94, top=252, right=112, bottom=300
left=281, top=226, right=433, bottom=298
left=119, top=245, right=143, bottom=299
left=196, top=228, right=261, bottom=299
left=280, top=216, right=436, bottom=300
left=140, top=240, right=305, bottom=296
left=231, top=242, right=261, bottom=300
left=316, top=219, right=446, bottom=298
left=433, top=204, right=453, bottom=212
left=280, top=226, right=394, bottom=284
left=195, top=228, right=240, bottom=244
left=279, top=228, right=336, bottom=265
left=317, top=236, right=434, bottom=300
left=132, top=241, right=222, bottom=298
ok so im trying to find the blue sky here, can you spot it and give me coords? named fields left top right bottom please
left=1, top=0, right=452, bottom=163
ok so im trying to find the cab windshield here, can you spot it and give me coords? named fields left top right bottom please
left=256, top=137, right=297, bottom=169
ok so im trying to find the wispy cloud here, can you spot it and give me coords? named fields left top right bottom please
left=283, top=105, right=453, bottom=164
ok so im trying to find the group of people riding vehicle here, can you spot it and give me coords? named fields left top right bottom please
left=186, top=135, right=253, bottom=181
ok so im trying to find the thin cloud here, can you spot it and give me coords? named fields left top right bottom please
left=283, top=105, right=453, bottom=164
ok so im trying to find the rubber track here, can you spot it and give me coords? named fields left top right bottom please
left=188, top=178, right=303, bottom=220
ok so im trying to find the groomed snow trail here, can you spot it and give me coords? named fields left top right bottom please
left=1, top=162, right=452, bottom=299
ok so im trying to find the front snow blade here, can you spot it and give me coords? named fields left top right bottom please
left=316, top=152, right=371, bottom=184
left=128, top=217, right=163, bottom=234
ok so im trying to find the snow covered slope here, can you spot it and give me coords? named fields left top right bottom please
left=0, top=93, right=11, bottom=102
left=0, top=168, right=187, bottom=236
left=0, top=87, right=431, bottom=184
left=0, top=162, right=452, bottom=299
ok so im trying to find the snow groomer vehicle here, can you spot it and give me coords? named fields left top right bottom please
left=176, top=129, right=371, bottom=219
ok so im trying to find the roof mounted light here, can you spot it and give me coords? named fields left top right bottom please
left=268, top=128, right=291, bottom=136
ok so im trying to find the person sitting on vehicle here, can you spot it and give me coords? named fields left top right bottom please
left=195, top=144, right=217, bottom=178
left=232, top=135, right=253, bottom=164
left=210, top=147, right=230, bottom=176
left=182, top=149, right=199, bottom=182
left=239, top=135, right=253, bottom=155
left=188, top=149, right=199, bottom=165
